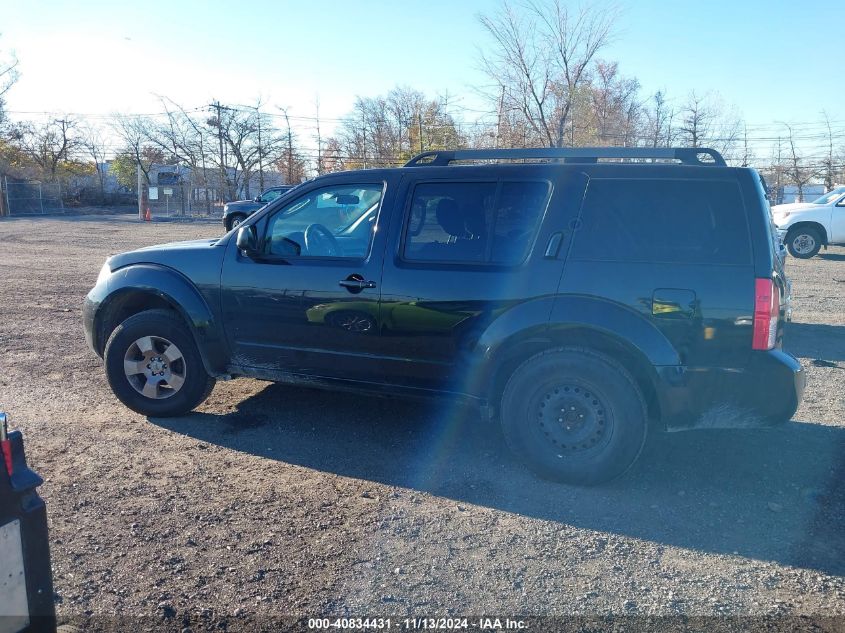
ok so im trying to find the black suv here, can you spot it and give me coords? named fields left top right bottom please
left=83, top=148, right=805, bottom=485
left=222, top=185, right=296, bottom=231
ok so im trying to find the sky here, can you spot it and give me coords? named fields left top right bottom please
left=2, top=0, right=844, bottom=158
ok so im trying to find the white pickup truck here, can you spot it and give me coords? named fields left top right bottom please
left=772, top=186, right=845, bottom=258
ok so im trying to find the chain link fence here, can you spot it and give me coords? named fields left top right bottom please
left=2, top=179, right=64, bottom=215
left=140, top=180, right=223, bottom=220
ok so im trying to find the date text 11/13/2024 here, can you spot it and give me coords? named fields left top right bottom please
left=307, top=617, right=528, bottom=630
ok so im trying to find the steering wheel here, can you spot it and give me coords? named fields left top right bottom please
left=303, top=223, right=341, bottom=256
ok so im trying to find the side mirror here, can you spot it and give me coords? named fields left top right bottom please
left=253, top=196, right=262, bottom=203
left=236, top=225, right=258, bottom=257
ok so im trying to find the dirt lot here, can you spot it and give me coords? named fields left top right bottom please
left=1, top=214, right=844, bottom=631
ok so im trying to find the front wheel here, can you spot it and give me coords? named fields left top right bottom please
left=786, top=226, right=822, bottom=258
left=104, top=309, right=215, bottom=417
left=226, top=214, right=247, bottom=232
left=500, top=347, right=647, bottom=485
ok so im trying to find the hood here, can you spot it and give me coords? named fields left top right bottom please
left=107, top=238, right=222, bottom=270
left=225, top=199, right=262, bottom=210
left=771, top=202, right=817, bottom=214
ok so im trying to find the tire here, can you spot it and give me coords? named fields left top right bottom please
left=104, top=309, right=215, bottom=417
left=500, top=347, right=647, bottom=485
left=785, top=226, right=822, bottom=258
left=226, top=214, right=247, bottom=232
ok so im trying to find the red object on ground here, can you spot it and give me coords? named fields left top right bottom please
left=144, top=208, right=152, bottom=222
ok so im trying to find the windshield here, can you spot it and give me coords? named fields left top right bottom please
left=812, top=186, right=845, bottom=205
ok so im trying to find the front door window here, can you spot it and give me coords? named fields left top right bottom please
left=264, top=184, right=383, bottom=259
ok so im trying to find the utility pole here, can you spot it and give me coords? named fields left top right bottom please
left=314, top=96, right=323, bottom=175
left=418, top=113, right=424, bottom=154
left=211, top=101, right=227, bottom=202
left=775, top=137, right=783, bottom=204
left=255, top=104, right=264, bottom=192
left=742, top=124, right=749, bottom=168
left=279, top=107, right=295, bottom=184
left=0, top=176, right=8, bottom=217
left=362, top=109, right=368, bottom=169
left=137, top=162, right=143, bottom=220
left=495, top=85, right=505, bottom=149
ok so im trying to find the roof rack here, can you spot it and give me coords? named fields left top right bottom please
left=404, top=147, right=726, bottom=167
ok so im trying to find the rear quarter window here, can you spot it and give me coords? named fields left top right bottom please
left=570, top=178, right=751, bottom=265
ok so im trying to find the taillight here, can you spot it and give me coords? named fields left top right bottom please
left=752, top=278, right=779, bottom=350
left=0, top=412, right=11, bottom=477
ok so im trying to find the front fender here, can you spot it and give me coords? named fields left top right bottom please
left=780, top=218, right=829, bottom=243
left=91, top=264, right=228, bottom=375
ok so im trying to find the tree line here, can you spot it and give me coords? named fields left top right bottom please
left=1, top=0, right=843, bottom=206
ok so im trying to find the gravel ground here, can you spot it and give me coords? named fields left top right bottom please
left=0, top=214, right=843, bottom=631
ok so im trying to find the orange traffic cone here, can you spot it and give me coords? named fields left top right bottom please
left=144, top=208, right=151, bottom=222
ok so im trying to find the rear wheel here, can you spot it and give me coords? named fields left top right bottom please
left=104, top=309, right=215, bottom=417
left=500, top=347, right=647, bottom=485
left=786, top=226, right=822, bottom=258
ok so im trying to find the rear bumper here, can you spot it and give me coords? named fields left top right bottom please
left=657, top=350, right=806, bottom=430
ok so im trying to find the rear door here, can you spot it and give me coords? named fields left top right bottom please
left=377, top=165, right=588, bottom=393
left=562, top=171, right=755, bottom=368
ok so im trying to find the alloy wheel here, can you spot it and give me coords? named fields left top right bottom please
left=123, top=335, right=186, bottom=400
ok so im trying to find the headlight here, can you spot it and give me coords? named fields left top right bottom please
left=97, top=262, right=111, bottom=285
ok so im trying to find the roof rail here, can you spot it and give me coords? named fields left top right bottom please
left=404, top=147, right=727, bottom=167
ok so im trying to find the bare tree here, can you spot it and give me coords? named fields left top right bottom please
left=11, top=117, right=78, bottom=181
left=677, top=91, right=742, bottom=161
left=207, top=102, right=285, bottom=199
left=678, top=91, right=714, bottom=148
left=588, top=61, right=640, bottom=146
left=113, top=115, right=157, bottom=185
left=143, top=97, right=218, bottom=212
left=783, top=123, right=815, bottom=201
left=79, top=122, right=109, bottom=200
left=331, top=87, right=463, bottom=168
left=0, top=42, right=19, bottom=128
left=820, top=110, right=840, bottom=192
left=478, top=0, right=617, bottom=147
left=643, top=91, right=673, bottom=148
left=162, top=97, right=214, bottom=210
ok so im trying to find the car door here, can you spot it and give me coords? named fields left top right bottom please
left=220, top=173, right=397, bottom=383
left=377, top=165, right=586, bottom=393
left=831, top=194, right=845, bottom=243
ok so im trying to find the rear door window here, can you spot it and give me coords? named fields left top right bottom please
left=570, top=179, right=751, bottom=265
left=403, top=180, right=551, bottom=265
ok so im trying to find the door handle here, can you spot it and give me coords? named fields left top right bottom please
left=544, top=231, right=565, bottom=258
left=339, top=275, right=376, bottom=291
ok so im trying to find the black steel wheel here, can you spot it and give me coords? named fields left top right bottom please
left=500, top=347, right=647, bottom=485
